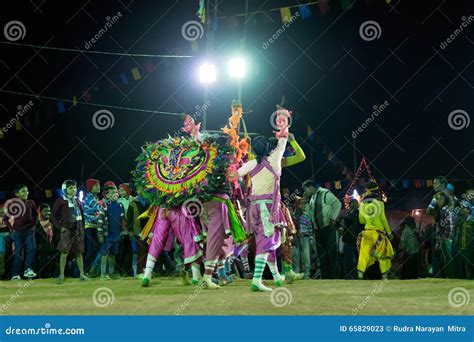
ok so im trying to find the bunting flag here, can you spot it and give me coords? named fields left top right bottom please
left=307, top=125, right=315, bottom=139
left=15, top=121, right=21, bottom=131
left=426, top=179, right=433, bottom=187
left=299, top=4, right=312, bottom=19
left=324, top=182, right=332, bottom=189
left=0, top=131, right=4, bottom=139
left=414, top=180, right=423, bottom=188
left=0, top=192, right=5, bottom=200
left=82, top=90, right=92, bottom=103
left=280, top=7, right=292, bottom=23
left=341, top=0, right=353, bottom=10
left=131, top=68, right=142, bottom=80
left=72, top=96, right=77, bottom=106
left=191, top=40, right=199, bottom=52
left=144, top=62, right=155, bottom=73
left=344, top=157, right=387, bottom=208
left=56, top=101, right=66, bottom=113
left=403, top=180, right=410, bottom=189
left=335, top=181, right=342, bottom=189
left=211, top=16, right=218, bottom=31
left=120, top=73, right=129, bottom=85
left=319, top=1, right=330, bottom=15
left=45, top=190, right=52, bottom=198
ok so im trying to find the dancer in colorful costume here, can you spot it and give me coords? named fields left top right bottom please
left=357, top=181, right=394, bottom=280
left=269, top=132, right=306, bottom=282
left=133, top=115, right=238, bottom=287
left=238, top=108, right=291, bottom=292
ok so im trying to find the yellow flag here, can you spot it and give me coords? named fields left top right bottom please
left=280, top=7, right=292, bottom=23
left=335, top=181, right=342, bottom=190
left=45, top=190, right=52, bottom=198
left=15, top=121, right=21, bottom=131
left=73, top=96, right=77, bottom=106
left=426, top=179, right=433, bottom=187
left=131, top=67, right=142, bottom=80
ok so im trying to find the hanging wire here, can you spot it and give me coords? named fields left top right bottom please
left=0, top=89, right=184, bottom=116
left=0, top=41, right=194, bottom=58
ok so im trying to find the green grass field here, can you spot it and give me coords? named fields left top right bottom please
left=0, top=277, right=472, bottom=315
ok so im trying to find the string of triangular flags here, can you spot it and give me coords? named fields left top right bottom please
left=0, top=61, right=160, bottom=139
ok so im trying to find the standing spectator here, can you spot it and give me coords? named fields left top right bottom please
left=117, top=183, right=134, bottom=276
left=302, top=180, right=342, bottom=279
left=83, top=179, right=102, bottom=272
left=0, top=205, right=11, bottom=279
left=298, top=196, right=316, bottom=279
left=341, top=200, right=364, bottom=279
left=126, top=185, right=148, bottom=276
left=35, top=204, right=59, bottom=278
left=399, top=216, right=420, bottom=279
left=453, top=201, right=474, bottom=279
left=3, top=185, right=37, bottom=280
left=90, top=184, right=125, bottom=280
left=427, top=176, right=456, bottom=278
left=52, top=180, right=89, bottom=284
left=118, top=183, right=134, bottom=216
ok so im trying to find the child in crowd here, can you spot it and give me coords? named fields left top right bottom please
left=35, top=203, right=59, bottom=278
left=52, top=180, right=89, bottom=284
left=90, top=184, right=125, bottom=280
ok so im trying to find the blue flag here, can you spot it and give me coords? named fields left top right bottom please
left=120, top=73, right=129, bottom=85
left=299, top=4, right=312, bottom=19
left=56, top=101, right=66, bottom=113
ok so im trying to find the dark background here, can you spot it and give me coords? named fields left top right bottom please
left=0, top=0, right=472, bottom=209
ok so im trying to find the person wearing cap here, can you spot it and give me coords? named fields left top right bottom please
left=89, top=184, right=126, bottom=280
left=453, top=200, right=474, bottom=279
left=357, top=181, right=394, bottom=280
left=399, top=216, right=420, bottom=279
left=83, top=179, right=102, bottom=273
left=52, top=180, right=89, bottom=284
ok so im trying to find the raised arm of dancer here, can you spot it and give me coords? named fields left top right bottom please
left=238, top=159, right=257, bottom=177
left=282, top=135, right=306, bottom=168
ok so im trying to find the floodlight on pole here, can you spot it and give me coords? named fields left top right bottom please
left=228, top=57, right=247, bottom=79
left=199, top=63, right=217, bottom=84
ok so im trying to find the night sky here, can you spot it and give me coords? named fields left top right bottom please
left=0, top=0, right=473, bottom=209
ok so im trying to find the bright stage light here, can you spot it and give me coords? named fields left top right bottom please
left=199, top=63, right=217, bottom=84
left=228, top=57, right=247, bottom=79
